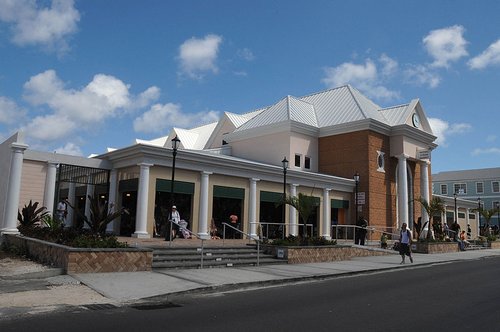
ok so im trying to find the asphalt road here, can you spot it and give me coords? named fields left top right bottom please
left=2, top=257, right=500, bottom=332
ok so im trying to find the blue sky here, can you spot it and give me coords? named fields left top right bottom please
left=1, top=0, right=499, bottom=173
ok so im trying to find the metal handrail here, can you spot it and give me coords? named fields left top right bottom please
left=222, top=222, right=261, bottom=266
left=166, top=219, right=206, bottom=268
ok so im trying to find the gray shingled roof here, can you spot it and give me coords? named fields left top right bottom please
left=433, top=167, right=500, bottom=181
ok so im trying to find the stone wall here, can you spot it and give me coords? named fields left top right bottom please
left=4, top=234, right=152, bottom=274
left=264, top=245, right=393, bottom=264
left=413, top=241, right=459, bottom=254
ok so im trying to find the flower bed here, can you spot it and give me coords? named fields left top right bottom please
left=263, top=245, right=392, bottom=264
left=3, top=234, right=152, bottom=274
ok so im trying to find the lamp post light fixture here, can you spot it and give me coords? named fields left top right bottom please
left=282, top=157, right=288, bottom=225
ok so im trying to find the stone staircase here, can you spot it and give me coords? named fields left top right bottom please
left=152, top=246, right=287, bottom=269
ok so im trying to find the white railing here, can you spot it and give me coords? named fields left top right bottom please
left=222, top=222, right=261, bottom=266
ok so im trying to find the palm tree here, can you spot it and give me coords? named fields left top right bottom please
left=475, top=207, right=497, bottom=236
left=415, top=196, right=445, bottom=240
left=282, top=192, right=319, bottom=239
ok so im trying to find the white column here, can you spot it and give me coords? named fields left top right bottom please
left=1, top=142, right=28, bottom=234
left=66, top=182, right=76, bottom=228
left=43, top=162, right=58, bottom=216
left=106, top=169, right=118, bottom=234
left=322, top=188, right=331, bottom=239
left=133, top=163, right=153, bottom=238
left=289, top=184, right=298, bottom=236
left=84, top=182, right=94, bottom=229
left=249, top=178, right=259, bottom=238
left=397, top=154, right=409, bottom=229
left=198, top=171, right=211, bottom=239
left=420, top=160, right=430, bottom=226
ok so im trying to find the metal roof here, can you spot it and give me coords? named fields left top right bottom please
left=432, top=167, right=500, bottom=182
left=137, top=84, right=428, bottom=149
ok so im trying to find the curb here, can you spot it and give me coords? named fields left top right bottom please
left=0, top=268, right=64, bottom=281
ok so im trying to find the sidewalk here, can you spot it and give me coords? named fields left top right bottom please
left=2, top=246, right=500, bottom=320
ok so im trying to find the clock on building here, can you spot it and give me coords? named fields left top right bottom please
left=412, top=113, right=420, bottom=128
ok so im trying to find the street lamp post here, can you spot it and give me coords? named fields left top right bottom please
left=170, top=136, right=181, bottom=206
left=282, top=157, right=288, bottom=227
left=454, top=191, right=458, bottom=224
left=167, top=135, right=180, bottom=244
left=354, top=172, right=360, bottom=243
left=477, top=197, right=482, bottom=228
left=496, top=202, right=500, bottom=228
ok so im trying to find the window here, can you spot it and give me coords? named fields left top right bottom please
left=376, top=151, right=385, bottom=172
left=294, top=154, right=301, bottom=167
left=304, top=156, right=311, bottom=169
left=492, top=181, right=500, bottom=193
left=493, top=201, right=500, bottom=210
left=453, top=183, right=467, bottom=194
left=476, top=182, right=484, bottom=194
left=440, top=184, right=448, bottom=195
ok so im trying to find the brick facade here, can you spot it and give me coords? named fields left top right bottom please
left=319, top=130, right=425, bottom=231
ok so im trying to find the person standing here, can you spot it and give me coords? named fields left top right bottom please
left=165, top=205, right=181, bottom=241
left=399, top=223, right=413, bottom=264
left=56, top=199, right=67, bottom=226
left=229, top=214, right=239, bottom=239
left=357, top=217, right=368, bottom=245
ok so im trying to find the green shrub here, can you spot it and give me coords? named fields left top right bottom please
left=70, top=234, right=128, bottom=248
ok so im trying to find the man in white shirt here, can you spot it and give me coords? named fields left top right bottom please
left=56, top=199, right=67, bottom=226
left=166, top=205, right=181, bottom=240
left=399, top=223, right=414, bottom=264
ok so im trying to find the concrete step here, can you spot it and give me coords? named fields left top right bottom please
left=153, top=257, right=287, bottom=269
left=151, top=246, right=285, bottom=269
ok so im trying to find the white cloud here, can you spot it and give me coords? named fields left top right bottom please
left=21, top=69, right=159, bottom=141
left=0, top=0, right=80, bottom=52
left=471, top=147, right=500, bottom=156
left=134, top=103, right=220, bottom=134
left=0, top=96, right=26, bottom=124
left=486, top=135, right=497, bottom=142
left=178, top=34, right=222, bottom=79
left=404, top=64, right=441, bottom=88
left=322, top=58, right=400, bottom=101
left=54, top=142, right=83, bottom=156
left=428, top=117, right=471, bottom=147
left=468, top=39, right=500, bottom=70
left=22, top=114, right=76, bottom=141
left=423, top=25, right=468, bottom=68
left=379, top=54, right=398, bottom=77
left=237, top=48, right=255, bottom=61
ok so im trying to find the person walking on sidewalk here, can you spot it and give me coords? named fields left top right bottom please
left=399, top=223, right=413, bottom=264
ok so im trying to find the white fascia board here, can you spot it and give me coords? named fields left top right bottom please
left=434, top=194, right=481, bottom=209
left=24, top=149, right=112, bottom=169
left=103, top=144, right=354, bottom=193
left=319, top=119, right=391, bottom=137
